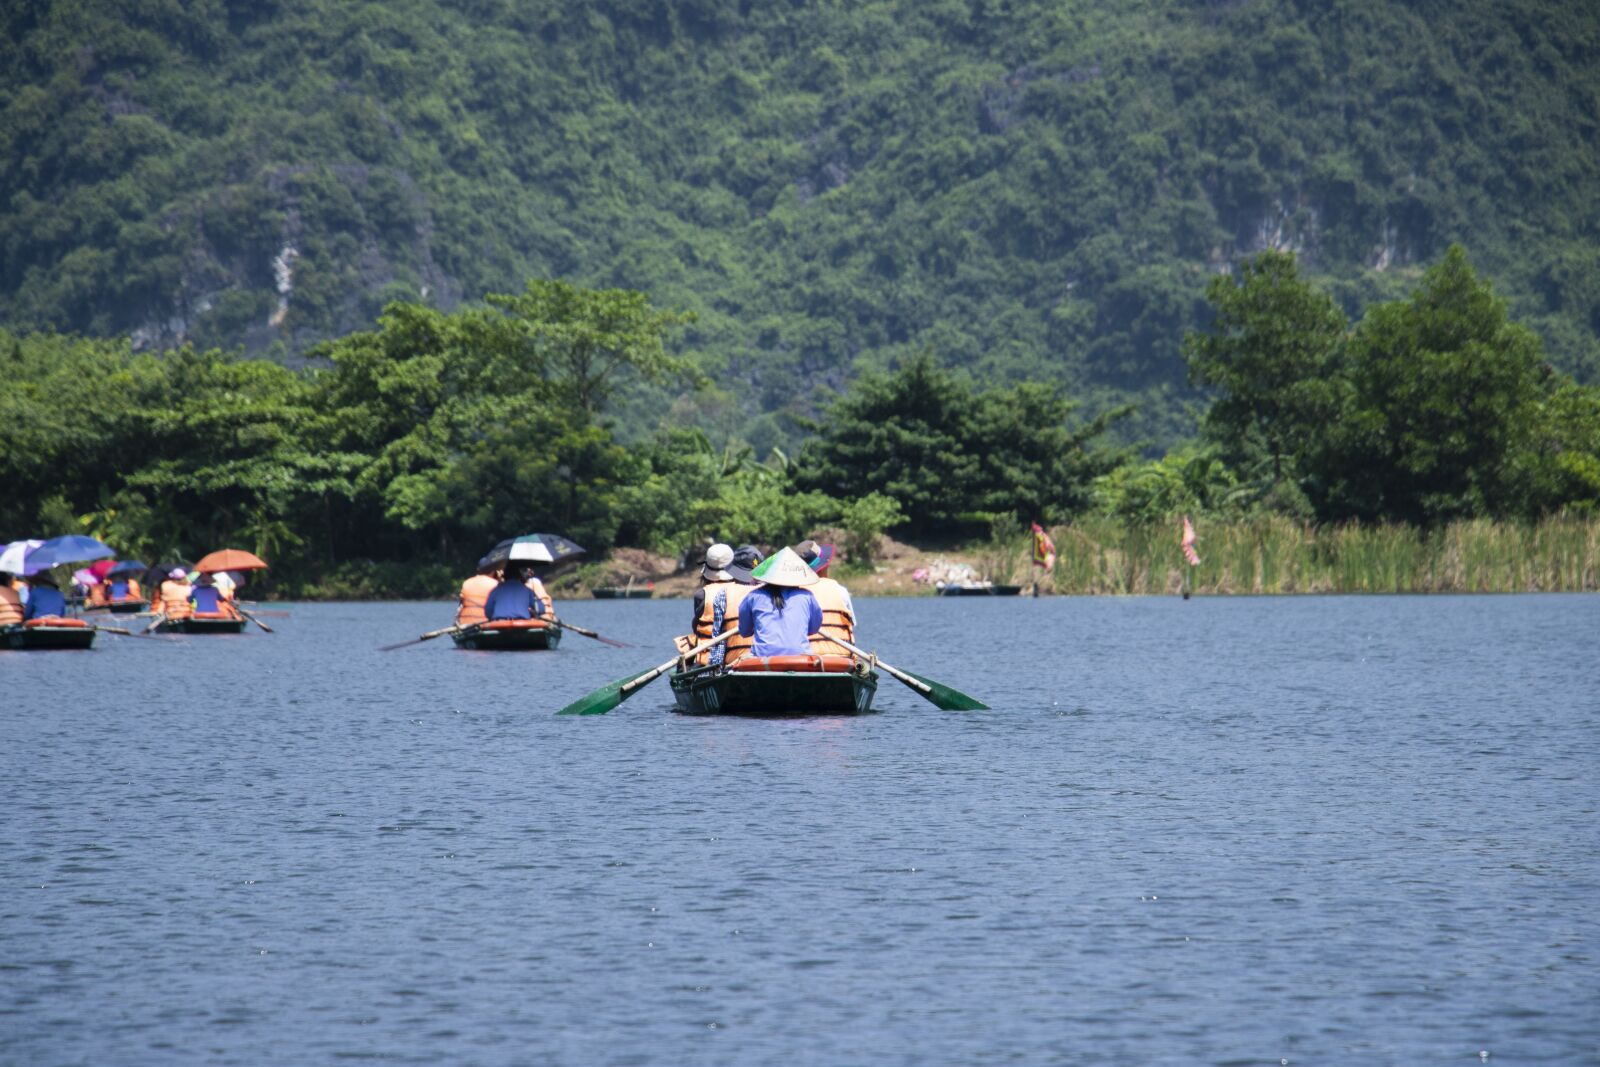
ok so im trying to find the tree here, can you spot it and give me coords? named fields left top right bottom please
left=1184, top=250, right=1347, bottom=488
left=484, top=280, right=696, bottom=420
left=1313, top=245, right=1549, bottom=524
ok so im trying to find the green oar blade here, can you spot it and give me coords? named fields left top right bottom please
left=896, top=668, right=989, bottom=711
left=556, top=676, right=634, bottom=716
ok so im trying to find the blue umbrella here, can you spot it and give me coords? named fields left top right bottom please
left=106, top=559, right=149, bottom=578
left=23, top=535, right=116, bottom=574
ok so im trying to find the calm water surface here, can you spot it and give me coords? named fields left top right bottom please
left=2, top=595, right=1597, bottom=1065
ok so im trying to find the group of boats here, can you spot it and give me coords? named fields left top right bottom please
left=8, top=532, right=985, bottom=717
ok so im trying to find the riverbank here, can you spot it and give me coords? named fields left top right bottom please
left=272, top=516, right=1599, bottom=600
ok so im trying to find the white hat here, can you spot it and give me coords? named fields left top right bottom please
left=169, top=567, right=187, bottom=579
left=749, top=546, right=818, bottom=588
left=701, top=543, right=734, bottom=581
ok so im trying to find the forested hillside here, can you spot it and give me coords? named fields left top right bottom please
left=3, top=0, right=1598, bottom=444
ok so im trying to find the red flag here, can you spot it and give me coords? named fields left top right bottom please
left=1031, top=522, right=1056, bottom=572
left=1180, top=515, right=1201, bottom=567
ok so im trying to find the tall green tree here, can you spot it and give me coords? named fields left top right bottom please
left=1313, top=246, right=1550, bottom=525
left=1184, top=250, right=1347, bottom=488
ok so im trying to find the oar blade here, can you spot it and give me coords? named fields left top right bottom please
left=556, top=678, right=629, bottom=716
left=895, top=668, right=989, bottom=711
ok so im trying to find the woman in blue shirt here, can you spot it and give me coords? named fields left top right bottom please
left=23, top=574, right=68, bottom=619
left=484, top=563, right=545, bottom=620
left=737, top=547, right=823, bottom=656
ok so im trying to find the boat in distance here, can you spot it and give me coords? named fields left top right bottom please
left=153, top=611, right=248, bottom=635
left=3, top=617, right=97, bottom=650
left=453, top=618, right=562, bottom=650
left=670, top=654, right=878, bottom=715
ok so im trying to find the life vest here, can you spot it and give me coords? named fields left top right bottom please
left=456, top=574, right=497, bottom=626
left=525, top=577, right=555, bottom=618
left=87, top=583, right=110, bottom=606
left=808, top=577, right=856, bottom=656
left=0, top=585, right=22, bottom=626
left=730, top=654, right=856, bottom=673
left=126, top=578, right=142, bottom=600
left=156, top=580, right=193, bottom=619
left=693, top=582, right=754, bottom=665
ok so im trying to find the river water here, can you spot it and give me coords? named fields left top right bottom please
left=2, top=595, right=1596, bottom=1065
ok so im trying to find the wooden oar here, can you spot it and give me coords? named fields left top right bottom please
left=233, top=605, right=273, bottom=633
left=143, top=612, right=167, bottom=634
left=832, top=637, right=989, bottom=710
left=556, top=631, right=733, bottom=716
left=378, top=622, right=480, bottom=652
left=547, top=617, right=630, bottom=648
left=92, top=624, right=177, bottom=642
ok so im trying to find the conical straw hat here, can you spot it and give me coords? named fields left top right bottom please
left=749, top=546, right=818, bottom=588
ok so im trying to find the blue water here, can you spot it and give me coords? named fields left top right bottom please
left=2, top=595, right=1596, bottom=1065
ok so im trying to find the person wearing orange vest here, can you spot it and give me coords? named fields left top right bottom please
left=0, top=572, right=24, bottom=627
left=86, top=579, right=110, bottom=607
left=795, top=539, right=856, bottom=656
left=153, top=567, right=194, bottom=621
left=686, top=544, right=762, bottom=666
left=456, top=558, right=499, bottom=626
left=524, top=571, right=556, bottom=619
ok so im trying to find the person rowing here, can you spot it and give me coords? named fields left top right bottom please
left=794, top=539, right=856, bottom=655
left=687, top=543, right=763, bottom=666
left=484, top=562, right=546, bottom=621
left=0, top=572, right=23, bottom=627
left=736, top=546, right=823, bottom=658
left=456, top=557, right=499, bottom=627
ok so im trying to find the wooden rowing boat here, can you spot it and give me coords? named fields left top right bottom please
left=452, top=618, right=562, bottom=650
left=106, top=598, right=148, bottom=614
left=670, top=654, right=878, bottom=715
left=936, top=581, right=1022, bottom=596
left=592, top=587, right=652, bottom=599
left=154, top=611, right=248, bottom=635
left=3, top=618, right=97, bottom=650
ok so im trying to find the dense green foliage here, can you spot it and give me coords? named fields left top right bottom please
left=1, top=282, right=1119, bottom=592
left=1171, top=247, right=1600, bottom=526
left=3, top=0, right=1597, bottom=448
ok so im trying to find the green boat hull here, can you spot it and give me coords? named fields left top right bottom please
left=593, top=588, right=652, bottom=599
left=107, top=600, right=148, bottom=614
left=453, top=624, right=562, bottom=650
left=670, top=663, right=878, bottom=716
left=3, top=623, right=97, bottom=650
left=155, top=616, right=248, bottom=635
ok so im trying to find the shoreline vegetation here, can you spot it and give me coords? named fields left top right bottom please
left=7, top=250, right=1599, bottom=602
left=280, top=517, right=1600, bottom=601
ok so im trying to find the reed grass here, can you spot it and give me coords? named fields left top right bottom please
left=1021, top=516, right=1600, bottom=595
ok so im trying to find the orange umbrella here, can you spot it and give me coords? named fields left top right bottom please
left=194, top=548, right=269, bottom=573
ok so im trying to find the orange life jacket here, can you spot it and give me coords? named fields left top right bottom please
left=456, top=574, right=497, bottom=626
left=0, top=585, right=22, bottom=626
left=122, top=578, right=143, bottom=601
left=87, top=583, right=110, bottom=606
left=694, top=582, right=754, bottom=665
left=808, top=577, right=856, bottom=656
left=156, top=580, right=193, bottom=619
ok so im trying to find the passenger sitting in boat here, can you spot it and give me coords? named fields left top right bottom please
left=86, top=580, right=110, bottom=607
left=23, top=574, right=67, bottom=620
left=456, top=558, right=499, bottom=626
left=154, top=568, right=193, bottom=620
left=109, top=577, right=142, bottom=602
left=795, top=539, right=856, bottom=655
left=0, top=572, right=23, bottom=626
left=687, top=543, right=758, bottom=665
left=524, top=568, right=555, bottom=618
left=485, top=563, right=545, bottom=620
left=737, top=546, right=823, bottom=657
left=189, top=573, right=238, bottom=616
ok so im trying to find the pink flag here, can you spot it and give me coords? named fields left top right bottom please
left=1180, top=515, right=1201, bottom=567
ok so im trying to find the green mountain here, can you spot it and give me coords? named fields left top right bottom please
left=3, top=0, right=1597, bottom=445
